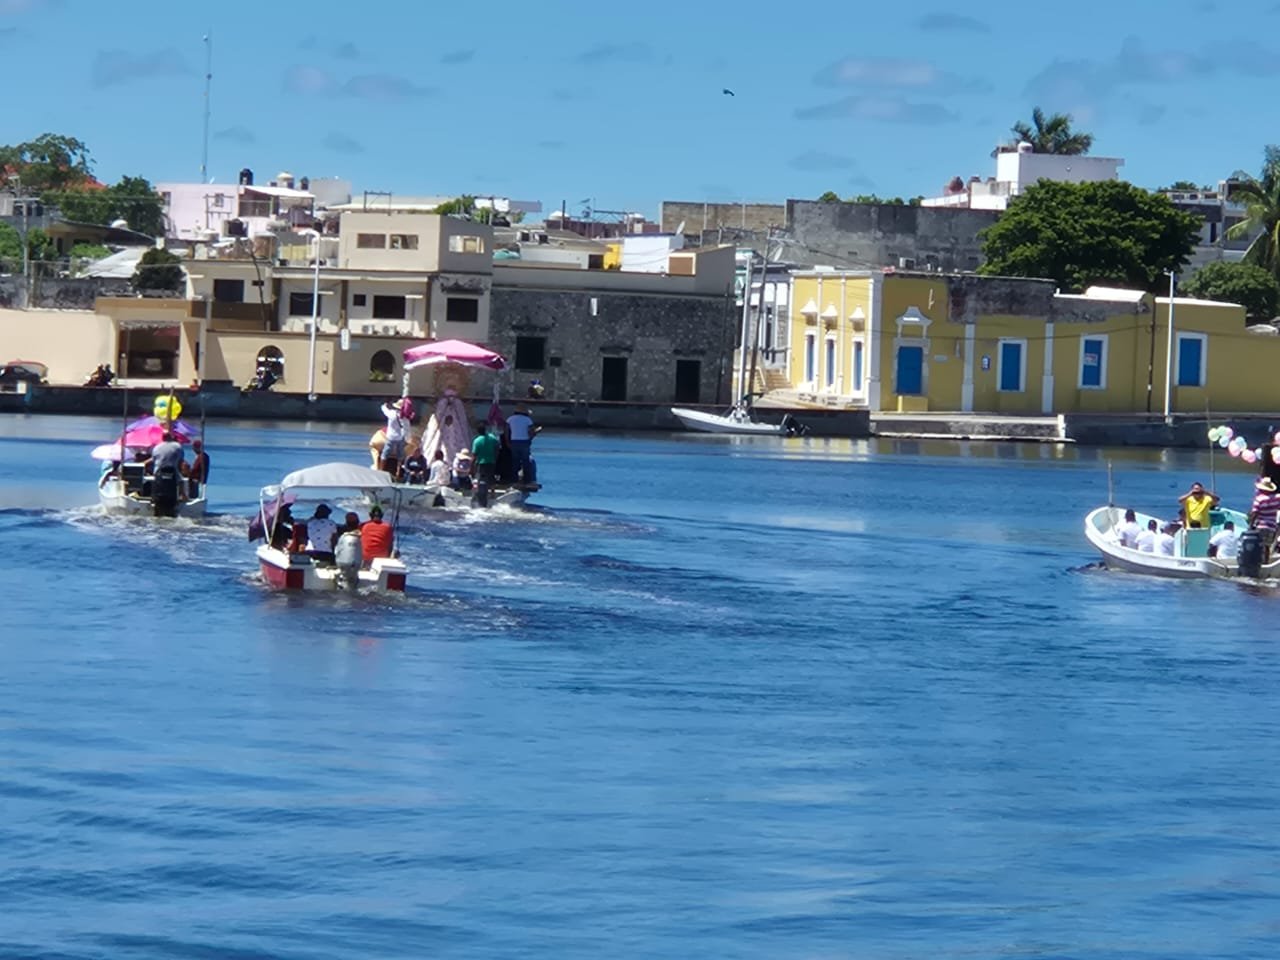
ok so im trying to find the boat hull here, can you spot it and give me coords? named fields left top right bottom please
left=671, top=407, right=786, bottom=436
left=255, top=544, right=407, bottom=593
left=99, top=478, right=207, bottom=518
left=379, top=482, right=539, bottom=510
left=1082, top=505, right=1277, bottom=580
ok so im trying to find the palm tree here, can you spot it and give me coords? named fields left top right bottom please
left=1007, top=107, right=1093, bottom=155
left=1226, top=146, right=1280, bottom=277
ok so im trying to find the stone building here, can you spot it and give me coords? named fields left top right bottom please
left=659, top=201, right=785, bottom=245
left=784, top=199, right=999, bottom=273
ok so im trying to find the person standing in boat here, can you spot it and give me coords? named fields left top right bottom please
left=360, top=505, right=395, bottom=565
left=1248, top=477, right=1280, bottom=557
left=470, top=422, right=500, bottom=508
left=379, top=400, right=411, bottom=479
left=1178, top=482, right=1220, bottom=529
left=187, top=439, right=210, bottom=498
left=506, top=403, right=540, bottom=483
left=146, top=430, right=186, bottom=517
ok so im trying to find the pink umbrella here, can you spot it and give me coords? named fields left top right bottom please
left=125, top=415, right=199, bottom=439
left=403, top=339, right=508, bottom=371
left=123, top=424, right=191, bottom=447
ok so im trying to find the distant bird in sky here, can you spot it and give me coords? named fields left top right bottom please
left=722, top=88, right=735, bottom=96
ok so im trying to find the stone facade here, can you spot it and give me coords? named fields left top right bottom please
left=0, top=276, right=133, bottom=310
left=785, top=200, right=999, bottom=272
left=489, top=286, right=736, bottom=405
left=660, top=201, right=785, bottom=244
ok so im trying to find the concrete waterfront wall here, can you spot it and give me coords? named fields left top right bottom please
left=0, top=383, right=870, bottom=437
left=0, top=276, right=132, bottom=311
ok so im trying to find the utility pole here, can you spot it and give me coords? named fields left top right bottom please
left=201, top=33, right=213, bottom=183
left=1163, top=271, right=1177, bottom=424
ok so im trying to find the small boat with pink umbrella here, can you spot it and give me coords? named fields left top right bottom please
left=94, top=399, right=208, bottom=518
left=374, top=339, right=542, bottom=510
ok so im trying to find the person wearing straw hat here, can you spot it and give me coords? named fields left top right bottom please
left=1248, top=476, right=1280, bottom=557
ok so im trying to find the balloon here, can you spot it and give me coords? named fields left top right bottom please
left=1207, top=427, right=1218, bottom=441
left=1221, top=427, right=1234, bottom=440
left=153, top=395, right=183, bottom=421
left=1271, top=448, right=1280, bottom=464
left=1219, top=436, right=1231, bottom=448
left=1243, top=450, right=1257, bottom=464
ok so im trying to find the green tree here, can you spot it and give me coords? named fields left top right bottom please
left=1164, top=180, right=1201, bottom=192
left=433, top=195, right=476, bottom=217
left=47, top=175, right=165, bottom=237
left=131, top=247, right=184, bottom=295
left=0, top=133, right=93, bottom=191
left=817, top=190, right=841, bottom=202
left=1181, top=260, right=1280, bottom=321
left=1226, top=146, right=1280, bottom=277
left=979, top=180, right=1199, bottom=292
left=1007, top=107, right=1093, bottom=155
left=0, top=222, right=53, bottom=264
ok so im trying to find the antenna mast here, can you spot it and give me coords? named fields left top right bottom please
left=201, top=32, right=213, bottom=183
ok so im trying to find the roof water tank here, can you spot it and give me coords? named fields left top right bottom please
left=239, top=167, right=254, bottom=186
left=1016, top=141, right=1033, bottom=154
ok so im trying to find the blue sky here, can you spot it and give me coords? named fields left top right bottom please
left=2, top=0, right=1275, bottom=218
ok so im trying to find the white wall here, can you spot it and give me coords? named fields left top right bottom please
left=0, top=308, right=114, bottom=383
left=996, top=152, right=1123, bottom=194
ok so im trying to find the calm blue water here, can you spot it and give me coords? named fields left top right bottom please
left=1, top=414, right=1278, bottom=959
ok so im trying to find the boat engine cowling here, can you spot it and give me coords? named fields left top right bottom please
left=1238, top=530, right=1265, bottom=579
left=334, top=531, right=362, bottom=589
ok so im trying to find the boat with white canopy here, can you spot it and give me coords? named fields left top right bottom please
left=254, top=462, right=408, bottom=593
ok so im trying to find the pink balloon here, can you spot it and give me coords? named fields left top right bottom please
left=1243, top=450, right=1257, bottom=464
left=1271, top=448, right=1280, bottom=465
left=1222, top=427, right=1235, bottom=440
left=1230, top=445, right=1242, bottom=457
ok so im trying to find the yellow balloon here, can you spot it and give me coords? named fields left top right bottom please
left=153, top=395, right=183, bottom=420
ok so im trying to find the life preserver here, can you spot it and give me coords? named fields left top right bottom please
left=154, top=395, right=183, bottom=421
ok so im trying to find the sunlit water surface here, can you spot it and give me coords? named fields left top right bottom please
left=1, top=414, right=1278, bottom=959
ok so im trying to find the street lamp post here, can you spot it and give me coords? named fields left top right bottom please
left=1163, top=270, right=1176, bottom=424
left=304, top=230, right=321, bottom=402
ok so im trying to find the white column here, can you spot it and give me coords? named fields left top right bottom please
left=961, top=322, right=975, bottom=412
left=867, top=273, right=883, bottom=410
left=1041, top=321, right=1055, bottom=413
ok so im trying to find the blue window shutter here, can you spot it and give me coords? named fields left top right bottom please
left=1081, top=338, right=1103, bottom=387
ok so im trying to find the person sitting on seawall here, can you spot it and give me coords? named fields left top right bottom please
left=1157, top=522, right=1179, bottom=557
left=146, top=430, right=186, bottom=517
left=1178, top=481, right=1220, bottom=529
left=452, top=447, right=474, bottom=491
left=1117, top=508, right=1142, bottom=549
left=1208, top=520, right=1240, bottom=560
left=1137, top=518, right=1159, bottom=553
left=360, top=505, right=395, bottom=566
left=305, top=504, right=339, bottom=561
left=402, top=448, right=428, bottom=485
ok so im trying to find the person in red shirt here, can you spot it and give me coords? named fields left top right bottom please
left=360, top=505, right=395, bottom=565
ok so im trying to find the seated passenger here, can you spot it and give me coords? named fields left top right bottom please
left=1117, top=508, right=1142, bottom=549
left=402, top=450, right=428, bottom=485
left=1209, top=520, right=1239, bottom=559
left=1157, top=522, right=1178, bottom=557
left=427, top=450, right=451, bottom=488
left=270, top=505, right=294, bottom=550
left=361, top=505, right=394, bottom=565
left=452, top=448, right=474, bottom=491
left=1137, top=519, right=1158, bottom=553
left=305, top=504, right=339, bottom=558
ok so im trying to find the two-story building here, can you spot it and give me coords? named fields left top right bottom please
left=784, top=269, right=1276, bottom=415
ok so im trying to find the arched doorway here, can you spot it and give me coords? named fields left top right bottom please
left=257, top=345, right=285, bottom=382
left=370, top=349, right=395, bottom=383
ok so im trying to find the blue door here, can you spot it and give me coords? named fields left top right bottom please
left=896, top=345, right=923, bottom=395
left=999, top=341, right=1023, bottom=391
left=1177, top=336, right=1203, bottom=386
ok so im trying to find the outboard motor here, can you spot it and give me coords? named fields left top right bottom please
left=334, top=530, right=362, bottom=590
left=1238, top=530, right=1265, bottom=579
left=152, top=466, right=179, bottom=518
left=781, top=414, right=809, bottom=437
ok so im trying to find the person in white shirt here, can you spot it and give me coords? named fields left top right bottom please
left=1209, top=520, right=1240, bottom=559
left=379, top=401, right=410, bottom=477
left=1136, top=519, right=1158, bottom=553
left=305, top=504, right=339, bottom=555
left=427, top=450, right=451, bottom=488
left=1117, top=508, right=1142, bottom=549
left=506, top=403, right=540, bottom=483
left=1157, top=523, right=1178, bottom=556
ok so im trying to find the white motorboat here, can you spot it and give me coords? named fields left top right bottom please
left=381, top=480, right=540, bottom=511
left=254, top=462, right=408, bottom=594
left=1083, top=505, right=1273, bottom=579
left=99, top=468, right=207, bottom=518
left=671, top=403, right=800, bottom=436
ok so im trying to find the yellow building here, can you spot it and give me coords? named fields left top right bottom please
left=786, top=269, right=1276, bottom=414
